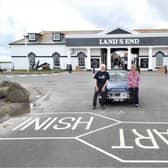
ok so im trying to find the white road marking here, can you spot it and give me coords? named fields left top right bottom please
left=111, top=129, right=134, bottom=149
left=0, top=137, right=75, bottom=140
left=77, top=122, right=120, bottom=138
left=30, top=112, right=92, bottom=115
left=18, top=75, right=26, bottom=77
left=90, top=112, right=120, bottom=122
left=31, top=74, right=39, bottom=76
left=5, top=75, right=13, bottom=78
left=1, top=112, right=168, bottom=163
left=122, top=121, right=168, bottom=124
left=76, top=137, right=168, bottom=163
left=76, top=137, right=124, bottom=162
left=12, top=118, right=33, bottom=131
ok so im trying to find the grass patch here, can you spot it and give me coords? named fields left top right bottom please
left=0, top=69, right=65, bottom=74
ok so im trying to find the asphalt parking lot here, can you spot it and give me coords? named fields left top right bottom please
left=0, top=71, right=168, bottom=167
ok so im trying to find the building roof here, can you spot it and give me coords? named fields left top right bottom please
left=9, top=28, right=168, bottom=45
left=134, top=29, right=168, bottom=33
left=9, top=30, right=102, bottom=45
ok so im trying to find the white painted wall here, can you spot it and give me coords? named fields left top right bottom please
left=139, top=47, right=168, bottom=69
left=10, top=45, right=67, bottom=69
left=71, top=58, right=78, bottom=70
left=139, top=48, right=148, bottom=56
left=140, top=47, right=168, bottom=56
left=91, top=48, right=101, bottom=56
left=163, top=57, right=168, bottom=66
left=71, top=48, right=87, bottom=56
left=61, top=57, right=68, bottom=69
left=11, top=44, right=168, bottom=70
left=70, top=48, right=89, bottom=69
left=11, top=45, right=67, bottom=56
left=152, top=48, right=168, bottom=55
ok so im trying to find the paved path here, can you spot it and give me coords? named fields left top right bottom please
left=0, top=71, right=168, bottom=167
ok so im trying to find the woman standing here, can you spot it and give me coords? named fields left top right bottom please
left=128, top=65, right=140, bottom=108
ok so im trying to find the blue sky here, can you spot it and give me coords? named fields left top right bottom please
left=1, top=0, right=168, bottom=57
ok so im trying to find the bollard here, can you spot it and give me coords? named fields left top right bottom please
left=165, top=65, right=167, bottom=74
left=93, top=68, right=95, bottom=74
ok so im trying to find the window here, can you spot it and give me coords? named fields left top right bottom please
left=78, top=52, right=85, bottom=67
left=28, top=52, right=36, bottom=69
left=52, top=33, right=61, bottom=41
left=53, top=52, right=60, bottom=67
left=28, top=33, right=36, bottom=41
left=155, top=51, right=164, bottom=67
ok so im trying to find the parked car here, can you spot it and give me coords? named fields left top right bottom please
left=99, top=70, right=130, bottom=103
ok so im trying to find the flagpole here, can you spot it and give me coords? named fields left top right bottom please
left=24, top=27, right=29, bottom=72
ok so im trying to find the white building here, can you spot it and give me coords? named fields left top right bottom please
left=9, top=27, right=168, bottom=71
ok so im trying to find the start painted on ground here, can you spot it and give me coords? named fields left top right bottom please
left=1, top=112, right=168, bottom=163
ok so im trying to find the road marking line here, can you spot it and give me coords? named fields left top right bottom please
left=0, top=137, right=75, bottom=140
left=76, top=137, right=124, bottom=162
left=5, top=75, right=13, bottom=78
left=120, top=160, right=168, bottom=163
left=18, top=75, right=26, bottom=77
left=12, top=118, right=33, bottom=131
left=77, top=122, right=120, bottom=138
left=12, top=111, right=168, bottom=124
left=31, top=112, right=91, bottom=115
left=89, top=112, right=120, bottom=122
left=122, top=121, right=168, bottom=124
left=76, top=137, right=168, bottom=163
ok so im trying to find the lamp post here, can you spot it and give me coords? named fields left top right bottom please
left=24, top=34, right=29, bottom=71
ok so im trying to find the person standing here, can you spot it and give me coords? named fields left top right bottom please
left=93, top=64, right=110, bottom=109
left=68, top=64, right=72, bottom=74
left=128, top=64, right=140, bottom=108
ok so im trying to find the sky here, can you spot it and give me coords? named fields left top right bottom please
left=1, top=0, right=168, bottom=57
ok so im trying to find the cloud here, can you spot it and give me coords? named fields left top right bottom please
left=0, top=0, right=96, bottom=56
left=1, top=0, right=168, bottom=57
left=147, top=0, right=168, bottom=25
left=65, top=0, right=168, bottom=29
left=0, top=0, right=96, bottom=37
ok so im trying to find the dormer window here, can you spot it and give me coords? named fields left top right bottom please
left=28, top=33, right=36, bottom=42
left=52, top=33, right=61, bottom=41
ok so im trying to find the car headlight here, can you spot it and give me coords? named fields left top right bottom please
left=121, top=92, right=129, bottom=97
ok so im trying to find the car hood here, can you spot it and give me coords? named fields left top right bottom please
left=107, top=80, right=128, bottom=90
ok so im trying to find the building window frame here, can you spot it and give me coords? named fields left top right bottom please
left=77, top=52, right=86, bottom=68
left=52, top=52, right=61, bottom=68
left=52, top=33, right=61, bottom=41
left=28, top=33, right=36, bottom=41
left=155, top=51, right=164, bottom=67
left=28, top=52, right=36, bottom=70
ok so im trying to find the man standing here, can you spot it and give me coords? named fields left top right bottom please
left=93, top=64, right=110, bottom=109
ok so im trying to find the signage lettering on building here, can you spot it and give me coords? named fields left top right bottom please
left=99, top=38, right=140, bottom=45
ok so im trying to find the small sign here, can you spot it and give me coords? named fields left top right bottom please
left=91, top=59, right=100, bottom=68
left=140, top=58, right=148, bottom=68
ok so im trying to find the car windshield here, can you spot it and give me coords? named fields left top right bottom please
left=109, top=72, right=127, bottom=81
